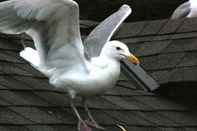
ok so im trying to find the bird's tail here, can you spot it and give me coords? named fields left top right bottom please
left=20, top=47, right=56, bottom=77
left=20, top=47, right=40, bottom=68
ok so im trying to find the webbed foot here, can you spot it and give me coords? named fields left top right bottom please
left=78, top=120, right=92, bottom=131
left=85, top=119, right=105, bottom=130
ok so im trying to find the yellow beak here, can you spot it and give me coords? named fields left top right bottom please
left=127, top=54, right=140, bottom=65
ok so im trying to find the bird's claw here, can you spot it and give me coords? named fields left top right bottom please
left=78, top=120, right=92, bottom=131
left=85, top=119, right=105, bottom=130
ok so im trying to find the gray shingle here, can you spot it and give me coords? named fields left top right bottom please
left=127, top=126, right=162, bottom=131
left=13, top=77, right=51, bottom=90
left=170, top=67, right=197, bottom=82
left=141, top=53, right=185, bottom=71
left=86, top=96, right=122, bottom=110
left=34, top=92, right=69, bottom=107
left=0, top=90, right=49, bottom=106
left=159, top=19, right=185, bottom=34
left=114, top=21, right=147, bottom=38
left=132, top=40, right=171, bottom=56
left=0, top=76, right=37, bottom=90
left=150, top=70, right=171, bottom=84
left=133, top=96, right=189, bottom=111
left=27, top=125, right=76, bottom=131
left=10, top=107, right=61, bottom=124
left=101, top=96, right=151, bottom=110
left=0, top=50, right=24, bottom=63
left=177, top=52, right=197, bottom=67
left=0, top=126, right=31, bottom=131
left=0, top=62, right=42, bottom=77
left=162, top=111, right=197, bottom=126
left=185, top=128, right=197, bottom=131
left=136, top=112, right=178, bottom=126
left=104, top=110, right=152, bottom=126
left=104, top=85, right=154, bottom=96
left=0, top=38, right=22, bottom=51
left=0, top=107, right=33, bottom=124
left=164, top=38, right=197, bottom=53
left=140, top=19, right=167, bottom=35
left=84, top=110, right=116, bottom=125
left=38, top=108, right=76, bottom=124
left=0, top=91, right=34, bottom=106
left=177, top=18, right=197, bottom=33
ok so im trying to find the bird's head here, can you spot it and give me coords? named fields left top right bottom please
left=101, top=40, right=140, bottom=65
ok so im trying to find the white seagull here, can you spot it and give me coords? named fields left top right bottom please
left=171, top=0, right=197, bottom=19
left=0, top=0, right=139, bottom=131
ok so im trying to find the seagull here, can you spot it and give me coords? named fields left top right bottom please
left=171, top=0, right=197, bottom=19
left=0, top=0, right=139, bottom=131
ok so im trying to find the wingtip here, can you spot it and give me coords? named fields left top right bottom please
left=189, top=0, right=197, bottom=8
left=120, top=4, right=132, bottom=14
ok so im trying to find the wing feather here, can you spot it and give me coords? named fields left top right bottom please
left=83, top=5, right=132, bottom=58
left=171, top=1, right=191, bottom=19
left=0, top=0, right=87, bottom=72
left=0, top=0, right=31, bottom=34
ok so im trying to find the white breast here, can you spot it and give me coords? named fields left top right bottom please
left=49, top=58, right=121, bottom=96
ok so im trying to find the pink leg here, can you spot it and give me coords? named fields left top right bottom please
left=70, top=99, right=92, bottom=131
left=83, top=99, right=105, bottom=130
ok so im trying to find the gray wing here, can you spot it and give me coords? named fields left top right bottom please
left=0, top=0, right=87, bottom=72
left=171, top=1, right=191, bottom=19
left=84, top=5, right=132, bottom=58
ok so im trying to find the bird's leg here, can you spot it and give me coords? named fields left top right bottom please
left=70, top=97, right=92, bottom=131
left=82, top=98, right=105, bottom=130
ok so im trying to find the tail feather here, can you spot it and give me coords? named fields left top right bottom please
left=20, top=47, right=40, bottom=67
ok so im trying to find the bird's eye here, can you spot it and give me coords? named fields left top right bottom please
left=116, top=47, right=121, bottom=50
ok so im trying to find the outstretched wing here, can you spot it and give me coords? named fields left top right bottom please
left=171, top=1, right=191, bottom=19
left=83, top=5, right=132, bottom=58
left=0, top=0, right=87, bottom=72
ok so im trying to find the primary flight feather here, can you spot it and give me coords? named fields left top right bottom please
left=171, top=0, right=197, bottom=19
left=0, top=0, right=139, bottom=131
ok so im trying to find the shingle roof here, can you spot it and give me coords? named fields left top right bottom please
left=113, top=18, right=197, bottom=85
left=0, top=18, right=197, bottom=131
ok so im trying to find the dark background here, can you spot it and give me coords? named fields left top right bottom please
left=76, top=0, right=187, bottom=21
left=0, top=0, right=187, bottom=21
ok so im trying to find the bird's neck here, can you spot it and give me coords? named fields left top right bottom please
left=98, top=56, right=121, bottom=85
